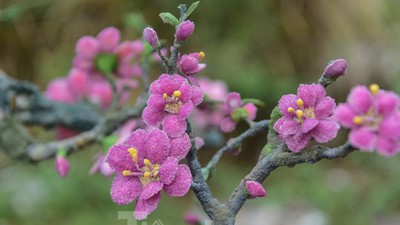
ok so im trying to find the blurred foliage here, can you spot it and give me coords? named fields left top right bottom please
left=1, top=0, right=400, bottom=225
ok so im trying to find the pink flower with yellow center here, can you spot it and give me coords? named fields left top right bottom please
left=274, top=84, right=339, bottom=152
left=142, top=74, right=203, bottom=137
left=106, top=128, right=192, bottom=220
left=335, top=84, right=400, bottom=156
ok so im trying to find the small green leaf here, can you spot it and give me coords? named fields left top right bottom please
left=102, top=135, right=118, bottom=153
left=94, top=54, right=118, bottom=74
left=159, top=12, right=180, bottom=26
left=242, top=98, right=265, bottom=107
left=185, top=1, right=200, bottom=20
left=57, top=148, right=67, bottom=157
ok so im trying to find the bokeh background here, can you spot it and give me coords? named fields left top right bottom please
left=1, top=0, right=400, bottom=225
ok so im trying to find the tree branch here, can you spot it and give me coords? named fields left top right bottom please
left=227, top=143, right=356, bottom=215
left=203, top=119, right=269, bottom=179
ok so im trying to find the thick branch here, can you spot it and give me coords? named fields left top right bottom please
left=227, top=143, right=356, bottom=215
left=0, top=70, right=99, bottom=130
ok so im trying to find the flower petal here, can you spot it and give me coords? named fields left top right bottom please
left=134, top=193, right=161, bottom=220
left=311, top=120, right=340, bottom=143
left=285, top=133, right=312, bottom=153
left=163, top=115, right=187, bottom=138
left=376, top=136, right=399, bottom=157
left=145, top=128, right=170, bottom=163
left=142, top=106, right=164, bottom=126
left=349, top=128, right=376, bottom=152
left=314, top=97, right=335, bottom=119
left=376, top=90, right=399, bottom=117
left=278, top=94, right=298, bottom=117
left=97, top=27, right=120, bottom=51
left=106, top=144, right=136, bottom=172
left=169, top=133, right=191, bottom=160
left=297, top=84, right=326, bottom=107
left=159, top=157, right=179, bottom=185
left=147, top=94, right=166, bottom=112
left=110, top=174, right=141, bottom=205
left=164, top=165, right=192, bottom=197
left=178, top=101, right=194, bottom=120
left=334, top=104, right=357, bottom=128
left=191, top=85, right=204, bottom=106
left=347, top=85, right=373, bottom=114
left=301, top=118, right=319, bottom=133
left=139, top=181, right=163, bottom=200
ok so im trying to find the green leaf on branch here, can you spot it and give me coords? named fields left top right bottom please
left=57, top=148, right=67, bottom=157
left=185, top=1, right=200, bottom=20
left=159, top=12, right=180, bottom=26
left=102, top=135, right=118, bottom=153
left=261, top=106, right=282, bottom=156
left=242, top=98, right=265, bottom=107
left=95, top=54, right=118, bottom=74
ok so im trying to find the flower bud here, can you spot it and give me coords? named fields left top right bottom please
left=55, top=155, right=69, bottom=178
left=175, top=20, right=195, bottom=41
left=179, top=55, right=199, bottom=75
left=143, top=27, right=159, bottom=47
left=322, top=59, right=347, bottom=79
left=246, top=181, right=267, bottom=199
left=184, top=213, right=201, bottom=225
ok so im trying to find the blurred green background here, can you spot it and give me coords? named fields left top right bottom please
left=1, top=0, right=400, bottom=225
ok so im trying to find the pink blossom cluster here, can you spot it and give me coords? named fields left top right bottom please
left=335, top=84, right=400, bottom=156
left=74, top=27, right=144, bottom=78
left=221, top=92, right=258, bottom=133
left=274, top=84, right=339, bottom=152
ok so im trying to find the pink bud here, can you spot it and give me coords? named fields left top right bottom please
left=55, top=156, right=69, bottom=178
left=246, top=181, right=267, bottom=199
left=175, top=20, right=195, bottom=41
left=322, top=59, right=347, bottom=79
left=45, top=78, right=77, bottom=104
left=179, top=55, right=199, bottom=75
left=97, top=27, right=121, bottom=51
left=75, top=36, right=99, bottom=58
left=194, top=137, right=205, bottom=149
left=243, top=103, right=257, bottom=120
left=184, top=213, right=201, bottom=225
left=143, top=27, right=159, bottom=47
left=67, top=69, right=88, bottom=98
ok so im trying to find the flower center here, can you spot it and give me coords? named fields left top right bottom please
left=163, top=90, right=183, bottom=114
left=122, top=147, right=161, bottom=186
left=94, top=53, right=118, bottom=74
left=352, top=84, right=382, bottom=130
left=287, top=98, right=315, bottom=123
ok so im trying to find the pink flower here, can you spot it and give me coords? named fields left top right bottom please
left=55, top=155, right=69, bottom=178
left=143, top=27, right=159, bottom=47
left=192, top=78, right=228, bottom=129
left=45, top=78, right=78, bottom=104
left=106, top=128, right=192, bottom=220
left=273, top=84, right=339, bottom=152
left=246, top=181, right=267, bottom=199
left=175, top=20, right=195, bottom=41
left=73, top=27, right=144, bottom=78
left=178, top=52, right=206, bottom=77
left=142, top=74, right=203, bottom=137
left=220, top=92, right=258, bottom=133
left=335, top=84, right=400, bottom=156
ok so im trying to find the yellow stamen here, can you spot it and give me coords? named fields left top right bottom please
left=173, top=90, right=181, bottom=98
left=296, top=99, right=304, bottom=108
left=122, top=170, right=132, bottom=177
left=163, top=93, right=168, bottom=100
left=296, top=109, right=304, bottom=118
left=153, top=171, right=159, bottom=177
left=144, top=159, right=151, bottom=166
left=199, top=51, right=205, bottom=59
left=353, top=116, right=363, bottom=125
left=128, top=147, right=138, bottom=162
left=143, top=171, right=151, bottom=178
left=287, top=107, right=295, bottom=113
left=369, top=84, right=380, bottom=95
